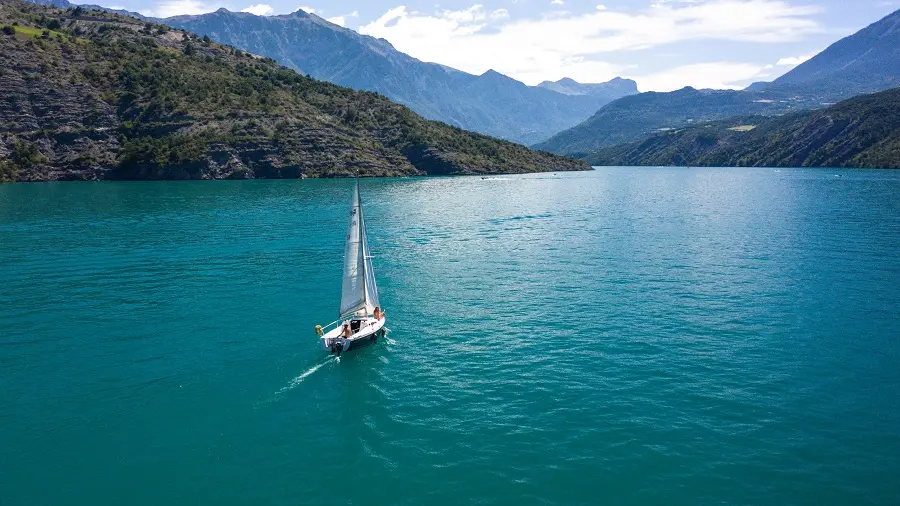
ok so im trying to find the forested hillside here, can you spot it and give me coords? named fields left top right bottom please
left=585, top=88, right=900, bottom=169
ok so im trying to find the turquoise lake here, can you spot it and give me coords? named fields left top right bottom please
left=1, top=167, right=899, bottom=505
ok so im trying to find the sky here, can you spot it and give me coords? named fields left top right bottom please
left=101, top=0, right=899, bottom=91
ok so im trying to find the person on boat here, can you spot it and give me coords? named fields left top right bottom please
left=373, top=307, right=385, bottom=320
left=341, top=323, right=352, bottom=338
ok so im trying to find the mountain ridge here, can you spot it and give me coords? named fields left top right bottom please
left=583, top=87, right=900, bottom=169
left=537, top=77, right=638, bottom=97
left=20, top=0, right=637, bottom=148
left=533, top=86, right=808, bottom=155
left=538, top=7, right=900, bottom=155
left=158, top=8, right=636, bottom=145
left=0, top=1, right=588, bottom=182
left=26, top=0, right=147, bottom=19
left=765, top=9, right=900, bottom=98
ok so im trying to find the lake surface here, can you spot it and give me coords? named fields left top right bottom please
left=1, top=168, right=899, bottom=505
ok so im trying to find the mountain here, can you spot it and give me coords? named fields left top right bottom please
left=537, top=77, right=638, bottom=97
left=0, top=1, right=587, bottom=182
left=583, top=88, right=900, bottom=169
left=25, top=0, right=147, bottom=19
left=161, top=9, right=636, bottom=145
left=533, top=87, right=809, bottom=155
left=753, top=9, right=900, bottom=100
left=538, top=8, right=900, bottom=155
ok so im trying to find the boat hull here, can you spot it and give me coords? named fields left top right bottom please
left=320, top=317, right=386, bottom=353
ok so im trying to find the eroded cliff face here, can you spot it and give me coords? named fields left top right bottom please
left=0, top=25, right=415, bottom=181
left=0, top=2, right=588, bottom=182
left=0, top=35, right=120, bottom=180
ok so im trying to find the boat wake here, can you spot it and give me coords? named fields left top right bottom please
left=260, top=356, right=337, bottom=405
left=284, top=358, right=333, bottom=388
left=382, top=327, right=396, bottom=345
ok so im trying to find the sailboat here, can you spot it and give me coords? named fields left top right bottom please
left=316, top=179, right=386, bottom=355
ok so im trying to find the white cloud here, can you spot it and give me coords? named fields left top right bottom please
left=358, top=1, right=822, bottom=90
left=776, top=54, right=813, bottom=66
left=490, top=8, right=509, bottom=20
left=241, top=3, right=273, bottom=16
left=141, top=0, right=216, bottom=17
left=327, top=10, right=359, bottom=26
left=298, top=5, right=318, bottom=14
left=551, top=0, right=564, bottom=5
left=631, top=62, right=768, bottom=91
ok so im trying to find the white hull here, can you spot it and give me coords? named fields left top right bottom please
left=320, top=317, right=386, bottom=353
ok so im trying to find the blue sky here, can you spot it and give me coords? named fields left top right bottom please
left=103, top=0, right=898, bottom=91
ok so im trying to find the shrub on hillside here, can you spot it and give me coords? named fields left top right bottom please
left=0, top=161, right=18, bottom=182
left=10, top=139, right=46, bottom=170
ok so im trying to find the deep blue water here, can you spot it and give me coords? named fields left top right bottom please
left=1, top=167, right=899, bottom=505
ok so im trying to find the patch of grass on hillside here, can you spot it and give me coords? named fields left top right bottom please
left=11, top=24, right=86, bottom=43
left=728, top=125, right=757, bottom=132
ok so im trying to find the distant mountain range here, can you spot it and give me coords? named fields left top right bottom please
left=0, top=1, right=586, bottom=182
left=539, top=8, right=900, bottom=155
left=161, top=10, right=637, bottom=146
left=21, top=0, right=638, bottom=145
left=585, top=87, right=900, bottom=169
left=536, top=77, right=637, bottom=97
left=533, top=87, right=803, bottom=155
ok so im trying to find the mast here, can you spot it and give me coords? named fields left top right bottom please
left=358, top=176, right=368, bottom=309
left=338, top=177, right=378, bottom=318
left=339, top=179, right=364, bottom=318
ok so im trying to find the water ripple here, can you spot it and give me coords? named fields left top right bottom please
left=1, top=171, right=899, bottom=505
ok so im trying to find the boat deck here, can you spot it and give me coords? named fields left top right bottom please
left=321, top=316, right=385, bottom=344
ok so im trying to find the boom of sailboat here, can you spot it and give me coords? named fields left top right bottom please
left=315, top=178, right=386, bottom=355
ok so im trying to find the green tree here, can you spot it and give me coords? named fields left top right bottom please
left=0, top=160, right=17, bottom=182
left=1, top=25, right=14, bottom=36
left=11, top=139, right=46, bottom=170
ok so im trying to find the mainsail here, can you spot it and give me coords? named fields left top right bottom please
left=339, top=181, right=380, bottom=317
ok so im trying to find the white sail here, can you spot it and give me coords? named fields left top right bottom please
left=339, top=181, right=379, bottom=317
left=360, top=203, right=380, bottom=310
